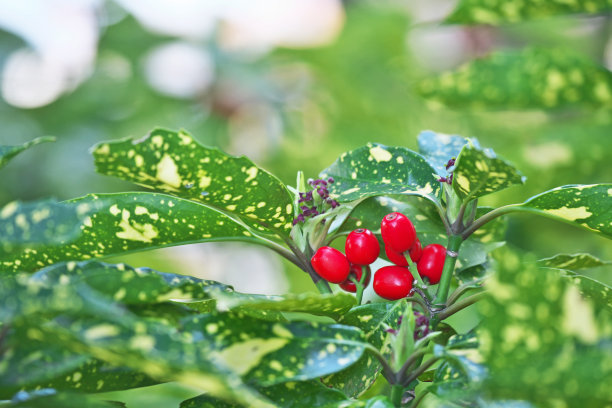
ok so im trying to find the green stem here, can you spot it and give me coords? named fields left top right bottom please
left=461, top=204, right=519, bottom=240
left=355, top=266, right=368, bottom=305
left=404, top=296, right=429, bottom=316
left=446, top=278, right=486, bottom=307
left=437, top=291, right=487, bottom=320
left=390, top=384, right=404, bottom=407
left=395, top=349, right=427, bottom=382
left=433, top=235, right=463, bottom=306
left=315, top=279, right=332, bottom=294
left=401, top=356, right=440, bottom=387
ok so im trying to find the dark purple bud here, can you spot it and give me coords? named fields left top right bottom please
left=385, top=328, right=398, bottom=335
left=331, top=200, right=339, bottom=208
left=300, top=205, right=310, bottom=212
left=445, top=158, right=456, bottom=169
left=397, top=315, right=403, bottom=326
left=327, top=177, right=334, bottom=183
left=438, top=177, right=447, bottom=183
left=307, top=178, right=314, bottom=185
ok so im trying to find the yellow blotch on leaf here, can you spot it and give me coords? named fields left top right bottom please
left=156, top=154, right=182, bottom=188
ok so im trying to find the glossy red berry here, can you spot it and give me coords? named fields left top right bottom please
left=417, top=244, right=446, bottom=284
left=381, top=212, right=416, bottom=253
left=373, top=265, right=413, bottom=300
left=384, top=245, right=408, bottom=266
left=339, top=264, right=371, bottom=293
left=345, top=228, right=380, bottom=265
left=409, top=239, right=423, bottom=263
left=311, top=246, right=350, bottom=283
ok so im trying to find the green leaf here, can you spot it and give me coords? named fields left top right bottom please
left=453, top=140, right=525, bottom=201
left=417, top=48, right=612, bottom=109
left=0, top=277, right=275, bottom=408
left=0, top=192, right=265, bottom=273
left=0, top=136, right=55, bottom=170
left=446, top=0, right=612, bottom=24
left=428, top=334, right=486, bottom=404
left=537, top=253, right=611, bottom=270
left=417, top=131, right=467, bottom=177
left=211, top=291, right=355, bottom=320
left=3, top=390, right=124, bottom=408
left=181, top=386, right=395, bottom=408
left=181, top=381, right=348, bottom=408
left=182, top=313, right=367, bottom=386
left=0, top=199, right=94, bottom=258
left=556, top=270, right=612, bottom=313
left=319, top=143, right=441, bottom=204
left=514, top=184, right=612, bottom=239
left=323, top=301, right=406, bottom=397
left=0, top=336, right=155, bottom=398
left=92, top=128, right=294, bottom=237
left=31, top=260, right=231, bottom=304
left=480, top=248, right=612, bottom=406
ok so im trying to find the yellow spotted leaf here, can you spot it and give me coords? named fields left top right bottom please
left=92, top=128, right=294, bottom=238
left=452, top=140, right=525, bottom=201
left=319, top=143, right=441, bottom=204
left=515, top=184, right=612, bottom=239
left=446, top=0, right=612, bottom=24
left=418, top=48, right=612, bottom=110
left=0, top=192, right=265, bottom=273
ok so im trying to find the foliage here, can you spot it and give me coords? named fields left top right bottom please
left=1, top=125, right=611, bottom=408
left=2, top=1, right=612, bottom=407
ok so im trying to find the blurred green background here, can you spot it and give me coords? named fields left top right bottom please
left=1, top=0, right=611, bottom=297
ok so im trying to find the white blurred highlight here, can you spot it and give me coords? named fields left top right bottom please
left=166, top=243, right=288, bottom=295
left=144, top=42, right=215, bottom=99
left=0, top=0, right=99, bottom=108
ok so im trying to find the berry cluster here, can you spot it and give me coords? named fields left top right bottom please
left=293, top=178, right=340, bottom=225
left=310, top=212, right=447, bottom=300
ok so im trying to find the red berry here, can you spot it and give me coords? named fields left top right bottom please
left=373, top=265, right=413, bottom=300
left=417, top=244, right=446, bottom=284
left=385, top=245, right=408, bottom=266
left=339, top=264, right=371, bottom=293
left=345, top=228, right=380, bottom=265
left=311, top=246, right=350, bottom=283
left=381, top=212, right=416, bottom=253
left=409, top=239, right=423, bottom=263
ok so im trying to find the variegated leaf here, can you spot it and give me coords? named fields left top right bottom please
left=446, top=0, right=612, bottom=24
left=5, top=390, right=125, bottom=408
left=418, top=48, right=612, bottom=109
left=31, top=261, right=231, bottom=304
left=557, top=269, right=612, bottom=313
left=0, top=136, right=55, bottom=170
left=0, top=277, right=274, bottom=408
left=211, top=291, right=356, bottom=320
left=537, top=253, right=611, bottom=270
left=92, top=128, right=293, bottom=237
left=182, top=313, right=367, bottom=386
left=0, top=192, right=264, bottom=273
left=480, top=248, right=612, bottom=405
left=319, top=143, right=441, bottom=204
left=514, top=184, right=612, bottom=239
left=323, top=300, right=406, bottom=397
left=180, top=381, right=349, bottom=408
left=453, top=140, right=525, bottom=201
left=0, top=199, right=94, bottom=257
left=181, top=387, right=394, bottom=408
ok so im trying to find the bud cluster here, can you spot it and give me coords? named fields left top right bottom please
left=438, top=157, right=456, bottom=185
left=293, top=177, right=339, bottom=225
